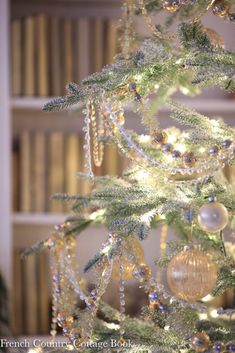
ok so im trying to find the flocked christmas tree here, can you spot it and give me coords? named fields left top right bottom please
left=24, top=0, right=235, bottom=352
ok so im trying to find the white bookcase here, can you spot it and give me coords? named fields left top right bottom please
left=0, top=0, right=12, bottom=291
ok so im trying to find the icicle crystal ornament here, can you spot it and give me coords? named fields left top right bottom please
left=89, top=99, right=104, bottom=167
left=82, top=102, right=94, bottom=179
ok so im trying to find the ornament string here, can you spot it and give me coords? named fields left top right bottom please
left=219, top=230, right=227, bottom=257
left=119, top=249, right=126, bottom=341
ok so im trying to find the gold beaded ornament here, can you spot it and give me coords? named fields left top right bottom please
left=167, top=247, right=218, bottom=302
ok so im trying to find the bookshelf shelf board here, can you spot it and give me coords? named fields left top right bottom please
left=12, top=97, right=235, bottom=114
left=12, top=212, right=69, bottom=225
left=11, top=97, right=82, bottom=110
left=12, top=0, right=121, bottom=19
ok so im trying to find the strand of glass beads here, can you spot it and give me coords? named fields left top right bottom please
left=50, top=251, right=60, bottom=340
left=103, top=104, right=235, bottom=182
left=62, top=240, right=114, bottom=344
left=89, top=99, right=104, bottom=167
left=47, top=229, right=69, bottom=340
left=119, top=248, right=126, bottom=342
left=46, top=226, right=83, bottom=345
left=82, top=102, right=94, bottom=179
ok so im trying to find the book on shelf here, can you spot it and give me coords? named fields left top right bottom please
left=11, top=15, right=119, bottom=96
left=64, top=133, right=82, bottom=212
left=63, top=19, right=74, bottom=94
left=105, top=19, right=118, bottom=65
left=37, top=251, right=51, bottom=334
left=23, top=16, right=36, bottom=96
left=50, top=16, right=62, bottom=96
left=12, top=248, right=24, bottom=334
left=65, top=133, right=79, bottom=196
left=103, top=143, right=121, bottom=176
left=48, top=132, right=65, bottom=213
left=36, top=14, right=49, bottom=96
left=11, top=19, right=22, bottom=96
left=15, top=132, right=124, bottom=213
left=13, top=248, right=50, bottom=335
left=19, top=131, right=32, bottom=212
left=12, top=140, right=20, bottom=212
left=91, top=19, right=105, bottom=73
left=76, top=18, right=90, bottom=83
left=32, top=132, right=47, bottom=212
left=22, top=253, right=39, bottom=334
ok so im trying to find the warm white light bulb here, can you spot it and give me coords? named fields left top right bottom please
left=201, top=294, right=213, bottom=302
left=210, top=309, right=219, bottom=318
left=199, top=313, right=208, bottom=320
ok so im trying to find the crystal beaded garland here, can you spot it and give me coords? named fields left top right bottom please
left=103, top=104, right=235, bottom=184
left=197, top=201, right=229, bottom=233
left=167, top=247, right=218, bottom=302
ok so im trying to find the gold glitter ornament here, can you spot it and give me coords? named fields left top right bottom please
left=167, top=247, right=217, bottom=302
left=197, top=201, right=228, bottom=233
left=151, top=130, right=168, bottom=147
left=212, top=0, right=229, bottom=17
left=203, top=28, right=225, bottom=49
left=116, top=112, right=125, bottom=126
left=111, top=237, right=145, bottom=280
left=65, top=235, right=77, bottom=249
left=191, top=332, right=211, bottom=352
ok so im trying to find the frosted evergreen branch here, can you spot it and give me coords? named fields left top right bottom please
left=21, top=240, right=46, bottom=258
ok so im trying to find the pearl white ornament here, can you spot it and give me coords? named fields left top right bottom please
left=197, top=201, right=228, bottom=233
